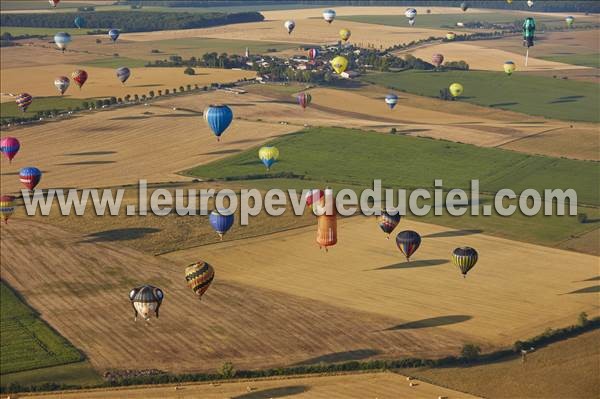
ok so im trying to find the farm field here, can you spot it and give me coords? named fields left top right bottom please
left=408, top=329, right=600, bottom=399
left=0, top=282, right=82, bottom=374
left=1, top=361, right=102, bottom=389
left=0, top=65, right=256, bottom=103
left=14, top=372, right=480, bottom=399
left=363, top=70, right=600, bottom=122
left=540, top=53, right=600, bottom=68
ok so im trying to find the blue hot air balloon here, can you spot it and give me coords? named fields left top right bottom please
left=116, top=67, right=131, bottom=84
left=54, top=32, right=72, bottom=52
left=209, top=209, right=234, bottom=240
left=204, top=104, right=233, bottom=141
left=385, top=94, right=399, bottom=109
left=74, top=15, right=85, bottom=29
left=19, top=167, right=42, bottom=190
left=108, top=29, right=120, bottom=42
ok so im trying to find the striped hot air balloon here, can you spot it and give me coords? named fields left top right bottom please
left=432, top=53, right=444, bottom=68
left=184, top=261, right=215, bottom=300
left=209, top=209, right=234, bottom=240
left=54, top=32, right=72, bottom=52
left=452, top=247, right=478, bottom=278
left=305, top=189, right=325, bottom=215
left=377, top=210, right=401, bottom=239
left=15, top=93, right=33, bottom=113
left=308, top=48, right=319, bottom=62
left=297, top=92, right=312, bottom=109
left=19, top=167, right=42, bottom=190
left=0, top=137, right=20, bottom=163
left=258, top=146, right=279, bottom=171
left=129, top=285, right=163, bottom=321
left=54, top=76, right=70, bottom=95
left=395, top=230, right=421, bottom=261
left=385, top=94, right=398, bottom=109
left=71, top=70, right=88, bottom=89
left=116, top=67, right=131, bottom=84
left=108, top=29, right=120, bottom=42
left=204, top=104, right=233, bottom=141
left=317, top=213, right=337, bottom=251
left=0, top=195, right=16, bottom=224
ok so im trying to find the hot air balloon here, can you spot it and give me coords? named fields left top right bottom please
left=116, top=67, right=131, bottom=84
left=49, top=0, right=59, bottom=7
left=330, top=56, right=348, bottom=75
left=446, top=32, right=456, bottom=41
left=308, top=48, right=319, bottom=62
left=0, top=195, right=16, bottom=224
left=339, top=28, right=351, bottom=42
left=54, top=32, right=71, bottom=52
left=377, top=210, right=401, bottom=238
left=503, top=61, right=516, bottom=75
left=71, top=70, right=88, bottom=89
left=527, top=0, right=534, bottom=7
left=108, top=29, right=120, bottom=42
left=129, top=285, right=163, bottom=321
left=385, top=94, right=398, bottom=109
left=506, top=0, right=513, bottom=3
left=54, top=76, right=70, bottom=95
left=258, top=146, right=279, bottom=171
left=15, top=93, right=33, bottom=113
left=323, top=9, right=336, bottom=24
left=209, top=209, right=234, bottom=239
left=19, top=167, right=42, bottom=190
left=316, top=189, right=336, bottom=251
left=460, top=2, right=469, bottom=12
left=297, top=92, right=312, bottom=109
left=74, top=15, right=85, bottom=29
left=452, top=246, right=478, bottom=278
left=449, top=83, right=464, bottom=97
left=0, top=137, right=20, bottom=163
left=184, top=261, right=215, bottom=300
left=204, top=104, right=233, bottom=141
left=405, top=8, right=417, bottom=26
left=305, top=189, right=325, bottom=214
left=284, top=20, right=295, bottom=35
left=432, top=53, right=444, bottom=68
left=523, top=17, right=536, bottom=48
left=565, top=16, right=574, bottom=28
left=395, top=230, right=421, bottom=261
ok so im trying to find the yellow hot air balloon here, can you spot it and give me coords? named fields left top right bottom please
left=506, top=0, right=513, bottom=3
left=339, top=28, right=351, bottom=42
left=503, top=61, right=516, bottom=76
left=330, top=56, right=348, bottom=75
left=449, top=83, right=463, bottom=97
left=258, top=146, right=279, bottom=171
left=0, top=195, right=16, bottom=224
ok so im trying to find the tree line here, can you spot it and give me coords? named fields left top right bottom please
left=0, top=11, right=264, bottom=33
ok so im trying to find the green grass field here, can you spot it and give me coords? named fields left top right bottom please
left=540, top=53, right=600, bottom=68
left=82, top=57, right=148, bottom=68
left=0, top=282, right=83, bottom=375
left=1, top=26, right=93, bottom=36
left=0, top=361, right=103, bottom=389
left=363, top=70, right=599, bottom=122
left=185, top=127, right=599, bottom=248
left=0, top=97, right=90, bottom=120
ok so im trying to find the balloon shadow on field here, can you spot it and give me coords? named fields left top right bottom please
left=578, top=276, right=600, bottom=282
left=423, top=229, right=482, bottom=238
left=372, top=259, right=448, bottom=271
left=562, top=285, right=600, bottom=295
left=64, top=151, right=116, bottom=156
left=490, top=102, right=519, bottom=107
left=201, top=149, right=242, bottom=156
left=384, top=315, right=472, bottom=331
left=56, top=161, right=116, bottom=166
left=232, top=386, right=309, bottom=399
left=81, top=228, right=160, bottom=243
left=293, top=349, right=380, bottom=366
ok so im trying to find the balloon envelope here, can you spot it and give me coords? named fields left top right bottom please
left=209, top=209, right=234, bottom=239
left=339, top=28, right=351, bottom=42
left=308, top=48, right=318, bottom=61
left=0, top=137, right=20, bottom=162
left=54, top=76, right=70, bottom=95
left=405, top=8, right=417, bottom=19
left=460, top=2, right=468, bottom=11
left=323, top=9, right=336, bottom=24
left=565, top=16, right=574, bottom=27
left=184, top=261, right=215, bottom=300
left=377, top=210, right=401, bottom=237
left=452, top=246, right=478, bottom=277
left=204, top=104, right=233, bottom=140
left=449, top=83, right=464, bottom=97
left=396, top=230, right=421, bottom=260
left=384, top=94, right=398, bottom=109
left=446, top=32, right=456, bottom=40
left=129, top=285, right=163, bottom=321
left=108, top=29, right=120, bottom=42
left=258, top=146, right=279, bottom=170
left=15, top=93, right=33, bottom=112
left=284, top=20, right=295, bottom=34
left=331, top=56, right=348, bottom=74
left=54, top=32, right=72, bottom=52
left=74, top=15, right=85, bottom=28
left=431, top=53, right=444, bottom=67
left=503, top=61, right=516, bottom=75
left=0, top=195, right=16, bottom=224
left=71, top=70, right=88, bottom=88
left=19, top=167, right=42, bottom=190
left=116, top=67, right=131, bottom=84
left=49, top=0, right=59, bottom=7
left=297, top=92, right=312, bottom=109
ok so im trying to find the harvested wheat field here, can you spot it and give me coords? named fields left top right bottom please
left=0, top=42, right=101, bottom=69
left=405, top=42, right=589, bottom=72
left=16, top=372, right=480, bottom=399
left=1, top=220, right=476, bottom=373
left=164, top=216, right=600, bottom=348
left=123, top=19, right=451, bottom=49
left=0, top=64, right=256, bottom=102
left=0, top=94, right=295, bottom=192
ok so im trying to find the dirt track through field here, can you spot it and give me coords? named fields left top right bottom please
left=164, top=216, right=600, bottom=348
left=1, top=220, right=473, bottom=373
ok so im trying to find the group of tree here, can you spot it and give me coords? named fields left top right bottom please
left=0, top=11, right=264, bottom=33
